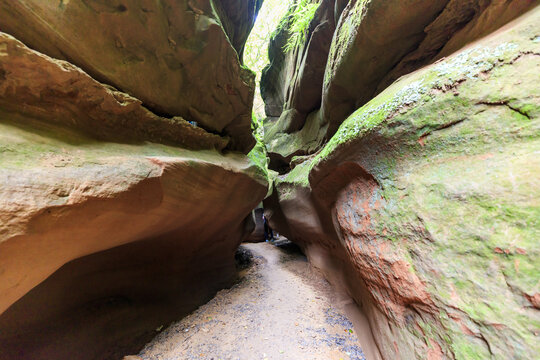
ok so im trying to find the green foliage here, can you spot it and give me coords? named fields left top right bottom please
left=244, top=0, right=292, bottom=119
left=269, top=7, right=292, bottom=42
left=251, top=112, right=265, bottom=143
left=248, top=113, right=270, bottom=181
left=283, top=0, right=320, bottom=52
left=243, top=0, right=319, bottom=118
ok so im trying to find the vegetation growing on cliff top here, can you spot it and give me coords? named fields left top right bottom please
left=244, top=0, right=292, bottom=119
left=244, top=0, right=321, bottom=119
left=283, top=0, right=320, bottom=52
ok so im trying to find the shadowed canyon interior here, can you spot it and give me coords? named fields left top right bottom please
left=0, top=0, right=539, bottom=359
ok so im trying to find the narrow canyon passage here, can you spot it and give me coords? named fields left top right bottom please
left=132, top=242, right=366, bottom=360
left=0, top=1, right=538, bottom=359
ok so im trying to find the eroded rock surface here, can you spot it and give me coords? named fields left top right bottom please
left=265, top=8, right=540, bottom=359
left=2, top=0, right=539, bottom=359
left=0, top=0, right=257, bottom=151
left=0, top=33, right=228, bottom=151
left=0, top=1, right=267, bottom=358
left=323, top=0, right=538, bottom=136
left=0, top=111, right=267, bottom=358
left=261, top=0, right=539, bottom=171
left=213, top=0, right=264, bottom=63
left=261, top=0, right=336, bottom=168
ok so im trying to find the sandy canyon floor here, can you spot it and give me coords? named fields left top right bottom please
left=127, top=241, right=366, bottom=360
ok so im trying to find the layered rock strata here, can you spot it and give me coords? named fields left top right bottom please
left=0, top=0, right=260, bottom=151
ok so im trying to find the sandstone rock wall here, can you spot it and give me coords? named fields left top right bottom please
left=0, top=0, right=261, bottom=152
left=262, top=0, right=539, bottom=171
left=0, top=33, right=228, bottom=151
left=265, top=5, right=540, bottom=360
left=0, top=1, right=267, bottom=358
left=213, top=0, right=264, bottom=63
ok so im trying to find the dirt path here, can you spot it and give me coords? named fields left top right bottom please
left=132, top=242, right=366, bottom=360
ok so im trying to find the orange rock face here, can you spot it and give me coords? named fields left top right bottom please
left=0, top=2, right=267, bottom=358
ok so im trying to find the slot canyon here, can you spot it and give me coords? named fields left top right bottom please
left=0, top=1, right=539, bottom=359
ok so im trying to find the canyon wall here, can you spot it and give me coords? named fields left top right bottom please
left=0, top=1, right=266, bottom=359
left=264, top=1, right=539, bottom=359
left=262, top=0, right=538, bottom=170
left=1, top=0, right=539, bottom=359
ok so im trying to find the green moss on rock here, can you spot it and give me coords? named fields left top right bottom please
left=273, top=9, right=540, bottom=359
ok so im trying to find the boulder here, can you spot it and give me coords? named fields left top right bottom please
left=0, top=33, right=228, bottom=151
left=321, top=0, right=539, bottom=136
left=261, top=0, right=335, bottom=122
left=0, top=115, right=267, bottom=359
left=0, top=108, right=267, bottom=357
left=260, top=4, right=297, bottom=118
left=261, top=0, right=538, bottom=164
left=261, top=0, right=336, bottom=167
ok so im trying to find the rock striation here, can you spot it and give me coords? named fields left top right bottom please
left=264, top=2, right=540, bottom=359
